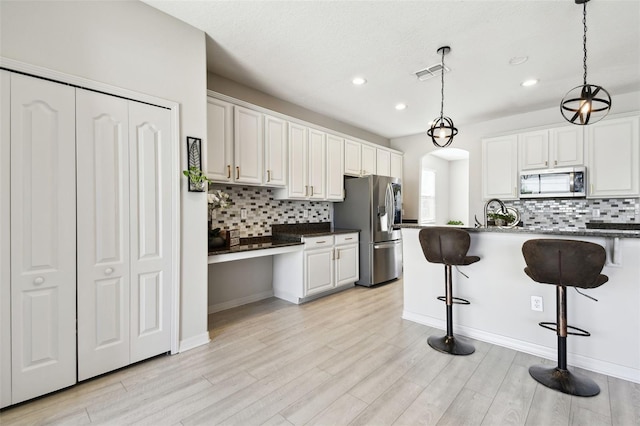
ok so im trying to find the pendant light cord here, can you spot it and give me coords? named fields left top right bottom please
left=439, top=49, right=445, bottom=120
left=583, top=1, right=588, bottom=85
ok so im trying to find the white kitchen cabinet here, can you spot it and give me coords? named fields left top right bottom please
left=0, top=70, right=10, bottom=409
left=7, top=73, right=77, bottom=405
left=376, top=148, right=391, bottom=177
left=361, top=144, right=377, bottom=176
left=520, top=127, right=583, bottom=171
left=264, top=114, right=287, bottom=187
left=308, top=129, right=327, bottom=199
left=334, top=234, right=359, bottom=287
left=482, top=134, right=519, bottom=200
left=234, top=105, right=263, bottom=185
left=206, top=97, right=233, bottom=182
left=344, top=139, right=362, bottom=176
left=284, top=122, right=308, bottom=199
left=304, top=237, right=335, bottom=296
left=76, top=90, right=173, bottom=380
left=390, top=152, right=403, bottom=181
left=586, top=115, right=640, bottom=198
left=326, top=134, right=344, bottom=201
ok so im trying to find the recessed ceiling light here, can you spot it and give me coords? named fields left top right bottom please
left=521, top=79, right=539, bottom=87
left=395, top=103, right=407, bottom=111
left=352, top=77, right=367, bottom=86
left=509, top=56, right=528, bottom=66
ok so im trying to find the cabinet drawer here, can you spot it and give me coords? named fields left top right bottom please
left=304, top=235, right=334, bottom=249
left=335, top=233, right=358, bottom=245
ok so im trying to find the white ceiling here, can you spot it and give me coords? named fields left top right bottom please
left=144, top=0, right=640, bottom=140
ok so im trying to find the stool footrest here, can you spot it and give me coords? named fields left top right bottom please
left=529, top=365, right=600, bottom=397
left=437, top=296, right=471, bottom=305
left=538, top=322, right=591, bottom=337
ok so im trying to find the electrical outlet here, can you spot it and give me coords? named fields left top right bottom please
left=531, top=296, right=543, bottom=312
left=240, top=208, right=247, bottom=219
left=303, top=209, right=309, bottom=218
left=592, top=208, right=600, bottom=218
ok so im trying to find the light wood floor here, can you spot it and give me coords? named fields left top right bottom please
left=2, top=279, right=639, bottom=425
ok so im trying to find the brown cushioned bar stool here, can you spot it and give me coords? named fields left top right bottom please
left=419, top=227, right=480, bottom=355
left=522, top=239, right=608, bottom=397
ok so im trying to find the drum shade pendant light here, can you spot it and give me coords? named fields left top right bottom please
left=560, top=0, right=611, bottom=125
left=427, top=46, right=458, bottom=147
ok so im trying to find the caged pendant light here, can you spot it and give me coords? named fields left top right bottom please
left=560, top=0, right=611, bottom=125
left=427, top=46, right=458, bottom=147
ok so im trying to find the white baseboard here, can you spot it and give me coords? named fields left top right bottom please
left=208, top=290, right=275, bottom=314
left=402, top=310, right=640, bottom=384
left=178, top=332, right=210, bottom=353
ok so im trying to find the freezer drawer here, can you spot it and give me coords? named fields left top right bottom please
left=366, top=240, right=402, bottom=286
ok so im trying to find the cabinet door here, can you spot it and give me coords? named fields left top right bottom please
left=288, top=123, right=308, bottom=198
left=326, top=134, right=344, bottom=201
left=519, top=130, right=549, bottom=170
left=128, top=102, right=173, bottom=363
left=587, top=116, right=640, bottom=198
left=390, top=152, right=403, bottom=180
left=361, top=144, right=377, bottom=176
left=10, top=74, right=76, bottom=404
left=308, top=129, right=326, bottom=199
left=206, top=98, right=233, bottom=182
left=76, top=90, right=131, bottom=381
left=0, top=70, right=10, bottom=409
left=234, top=106, right=263, bottom=184
left=482, top=135, right=519, bottom=200
left=335, top=244, right=359, bottom=287
left=551, top=126, right=584, bottom=168
left=376, top=148, right=391, bottom=177
left=344, top=139, right=362, bottom=176
left=264, top=115, right=287, bottom=187
left=304, top=248, right=334, bottom=296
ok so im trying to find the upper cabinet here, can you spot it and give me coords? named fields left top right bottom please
left=233, top=106, right=263, bottom=185
left=344, top=139, right=362, bottom=176
left=519, top=127, right=583, bottom=170
left=326, top=134, right=344, bottom=201
left=482, top=134, right=519, bottom=200
left=390, top=152, right=403, bottom=180
left=206, top=98, right=233, bottom=182
left=361, top=144, right=377, bottom=176
left=376, top=148, right=391, bottom=177
left=586, top=115, right=640, bottom=198
left=307, top=129, right=327, bottom=199
left=264, top=114, right=287, bottom=187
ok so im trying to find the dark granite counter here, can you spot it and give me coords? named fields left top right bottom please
left=208, top=236, right=303, bottom=256
left=272, top=222, right=360, bottom=238
left=399, top=224, right=640, bottom=239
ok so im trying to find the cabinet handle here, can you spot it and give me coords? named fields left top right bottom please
left=316, top=240, right=327, bottom=244
left=305, top=185, right=308, bottom=196
left=345, top=237, right=353, bottom=241
left=545, top=160, right=548, bottom=166
left=590, top=183, right=594, bottom=194
left=310, top=186, right=314, bottom=196
left=236, top=166, right=240, bottom=180
left=555, top=160, right=558, bottom=166
left=105, top=267, right=114, bottom=275
left=33, top=276, right=45, bottom=285
left=267, top=170, right=271, bottom=182
left=336, top=249, right=340, bottom=260
left=332, top=249, right=335, bottom=260
left=227, top=165, right=231, bottom=179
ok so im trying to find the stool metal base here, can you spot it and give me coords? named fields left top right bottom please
left=529, top=365, right=600, bottom=397
left=427, top=335, right=475, bottom=356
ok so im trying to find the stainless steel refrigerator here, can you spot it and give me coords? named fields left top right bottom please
left=333, top=175, right=402, bottom=287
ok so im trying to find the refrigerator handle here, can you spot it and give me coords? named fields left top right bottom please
left=385, top=183, right=394, bottom=233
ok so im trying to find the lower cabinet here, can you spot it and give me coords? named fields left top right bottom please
left=273, top=233, right=359, bottom=303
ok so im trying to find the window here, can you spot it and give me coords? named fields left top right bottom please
left=420, top=169, right=436, bottom=225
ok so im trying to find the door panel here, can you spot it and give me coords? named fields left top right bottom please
left=76, top=89, right=130, bottom=380
left=1, top=70, right=11, bottom=409
left=10, top=73, right=76, bottom=404
left=129, top=102, right=172, bottom=363
left=371, top=240, right=402, bottom=285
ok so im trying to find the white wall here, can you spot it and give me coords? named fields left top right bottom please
left=421, top=154, right=449, bottom=225
left=392, top=91, right=640, bottom=225
left=449, top=159, right=469, bottom=225
left=208, top=258, right=274, bottom=313
left=0, top=1, right=209, bottom=349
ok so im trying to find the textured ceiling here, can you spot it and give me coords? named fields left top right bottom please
left=144, top=0, right=640, bottom=139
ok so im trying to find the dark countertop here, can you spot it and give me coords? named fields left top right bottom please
left=272, top=222, right=360, bottom=238
left=208, top=236, right=303, bottom=256
left=398, top=224, right=640, bottom=239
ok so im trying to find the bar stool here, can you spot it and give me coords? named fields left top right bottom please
left=522, top=239, right=608, bottom=397
left=419, top=227, right=480, bottom=355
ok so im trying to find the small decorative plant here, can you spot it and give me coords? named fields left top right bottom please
left=207, top=190, right=231, bottom=210
left=488, top=212, right=516, bottom=225
left=447, top=220, right=464, bottom=226
left=183, top=166, right=212, bottom=192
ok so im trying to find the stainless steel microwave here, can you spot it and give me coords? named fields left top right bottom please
left=519, top=167, right=586, bottom=198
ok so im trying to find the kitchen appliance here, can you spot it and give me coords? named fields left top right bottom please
left=519, top=167, right=586, bottom=198
left=333, top=175, right=402, bottom=286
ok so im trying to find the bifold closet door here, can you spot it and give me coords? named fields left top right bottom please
left=9, top=73, right=77, bottom=404
left=1, top=70, right=11, bottom=409
left=76, top=89, right=131, bottom=381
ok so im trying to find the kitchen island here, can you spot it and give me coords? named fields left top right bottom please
left=401, top=225, right=640, bottom=383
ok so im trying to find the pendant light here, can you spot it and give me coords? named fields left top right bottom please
left=427, top=46, right=458, bottom=147
left=560, top=0, right=611, bottom=125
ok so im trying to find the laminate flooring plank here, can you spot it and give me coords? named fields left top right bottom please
left=402, top=345, right=453, bottom=388
left=384, top=320, right=431, bottom=349
left=305, top=393, right=368, bottom=426
left=568, top=366, right=611, bottom=419
left=349, top=377, right=423, bottom=426
left=437, top=388, right=493, bottom=426
left=524, top=384, right=571, bottom=426
left=6, top=407, right=91, bottom=426
left=317, top=333, right=389, bottom=376
left=261, top=414, right=294, bottom=426
left=608, top=376, right=640, bottom=426
left=481, top=363, right=537, bottom=426
left=464, top=344, right=517, bottom=399
left=569, top=407, right=612, bottom=426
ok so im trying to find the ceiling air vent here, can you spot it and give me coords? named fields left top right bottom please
left=415, top=63, right=450, bottom=81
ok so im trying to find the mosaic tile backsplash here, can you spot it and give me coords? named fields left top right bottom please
left=209, top=185, right=331, bottom=238
left=504, top=198, right=639, bottom=231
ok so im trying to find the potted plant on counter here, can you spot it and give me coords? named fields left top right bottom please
left=488, top=212, right=516, bottom=227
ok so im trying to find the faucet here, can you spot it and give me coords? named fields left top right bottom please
left=484, top=198, right=508, bottom=227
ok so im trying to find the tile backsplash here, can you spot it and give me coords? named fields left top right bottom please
left=504, top=198, right=639, bottom=231
left=209, top=185, right=331, bottom=238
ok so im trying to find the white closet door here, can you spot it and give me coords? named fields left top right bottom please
left=10, top=73, right=76, bottom=404
left=1, top=70, right=11, bottom=409
left=76, top=90, right=131, bottom=380
left=128, top=102, right=172, bottom=363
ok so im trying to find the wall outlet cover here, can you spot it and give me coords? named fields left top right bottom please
left=531, top=295, right=543, bottom=312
